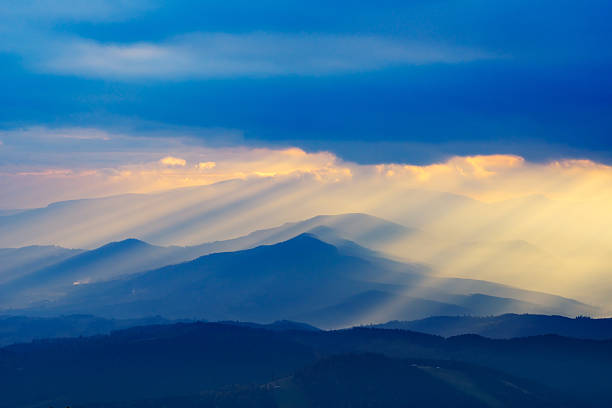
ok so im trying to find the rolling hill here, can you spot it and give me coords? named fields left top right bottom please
left=81, top=353, right=565, bottom=408
left=1, top=321, right=610, bottom=407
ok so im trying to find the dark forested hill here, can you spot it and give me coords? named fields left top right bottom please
left=1, top=322, right=611, bottom=407
left=78, top=354, right=564, bottom=408
left=0, top=314, right=174, bottom=346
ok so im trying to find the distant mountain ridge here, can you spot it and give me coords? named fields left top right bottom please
left=0, top=213, right=421, bottom=309
left=2, top=182, right=610, bottom=308
left=0, top=245, right=84, bottom=284
left=8, top=234, right=597, bottom=327
left=0, top=238, right=194, bottom=307
left=375, top=314, right=612, bottom=340
left=0, top=180, right=430, bottom=249
left=0, top=314, right=322, bottom=347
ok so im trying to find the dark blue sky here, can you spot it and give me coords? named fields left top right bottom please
left=1, top=0, right=611, bottom=164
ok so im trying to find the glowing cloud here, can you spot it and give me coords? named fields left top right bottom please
left=197, top=161, right=216, bottom=170
left=159, top=156, right=187, bottom=167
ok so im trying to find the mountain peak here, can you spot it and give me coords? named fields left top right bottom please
left=97, top=238, right=155, bottom=251
left=270, top=233, right=339, bottom=254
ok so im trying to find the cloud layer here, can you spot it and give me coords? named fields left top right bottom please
left=2, top=127, right=612, bottom=308
left=21, top=33, right=494, bottom=79
left=1, top=0, right=610, bottom=164
left=3, top=127, right=612, bottom=208
left=0, top=1, right=496, bottom=79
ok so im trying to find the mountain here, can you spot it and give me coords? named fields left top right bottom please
left=176, top=212, right=419, bottom=264
left=297, top=290, right=471, bottom=328
left=19, top=235, right=390, bottom=321
left=207, top=212, right=416, bottom=252
left=12, top=234, right=597, bottom=327
left=0, top=245, right=83, bottom=284
left=375, top=314, right=612, bottom=340
left=0, top=180, right=426, bottom=249
left=0, top=239, right=197, bottom=308
left=2, top=182, right=610, bottom=308
left=0, top=214, right=425, bottom=310
left=2, top=321, right=611, bottom=407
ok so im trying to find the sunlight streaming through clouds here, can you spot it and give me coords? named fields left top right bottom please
left=1, top=128, right=612, bottom=308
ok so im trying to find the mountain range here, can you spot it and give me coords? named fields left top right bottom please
left=0, top=234, right=596, bottom=326
left=0, top=213, right=418, bottom=308
left=2, top=184, right=609, bottom=306
left=0, top=211, right=610, bottom=407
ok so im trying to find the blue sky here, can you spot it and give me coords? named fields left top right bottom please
left=1, top=0, right=611, bottom=164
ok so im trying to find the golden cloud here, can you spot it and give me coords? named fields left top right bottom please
left=159, top=156, right=187, bottom=166
left=197, top=161, right=216, bottom=170
left=5, top=149, right=612, bottom=207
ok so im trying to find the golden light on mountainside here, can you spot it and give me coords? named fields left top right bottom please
left=2, top=145, right=612, bottom=309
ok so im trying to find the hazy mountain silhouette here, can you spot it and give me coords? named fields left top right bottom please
left=0, top=212, right=599, bottom=318
left=11, top=234, right=597, bottom=326
left=0, top=214, right=424, bottom=309
left=2, top=321, right=610, bottom=407
left=23, top=235, right=391, bottom=321
left=2, top=184, right=609, bottom=308
left=179, top=212, right=419, bottom=263
left=297, top=290, right=471, bottom=328
left=0, top=239, right=198, bottom=308
left=0, top=245, right=83, bottom=284
left=0, top=180, right=428, bottom=249
left=375, top=313, right=612, bottom=339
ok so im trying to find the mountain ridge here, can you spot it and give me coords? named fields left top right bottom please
left=8, top=234, right=597, bottom=326
left=374, top=313, right=612, bottom=339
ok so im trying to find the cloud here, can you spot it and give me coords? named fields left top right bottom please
left=3, top=127, right=612, bottom=208
left=159, top=156, right=186, bottom=167
left=21, top=32, right=496, bottom=80
left=197, top=161, right=216, bottom=170
left=0, top=127, right=349, bottom=207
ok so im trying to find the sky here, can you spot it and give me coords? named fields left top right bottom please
left=1, top=1, right=612, bottom=306
left=0, top=0, right=611, bottom=208
left=1, top=1, right=611, bottom=168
